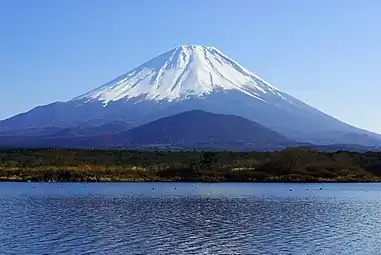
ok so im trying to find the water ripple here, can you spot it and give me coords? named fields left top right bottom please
left=1, top=183, right=381, bottom=254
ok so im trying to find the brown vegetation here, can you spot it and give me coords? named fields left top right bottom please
left=0, top=148, right=380, bottom=182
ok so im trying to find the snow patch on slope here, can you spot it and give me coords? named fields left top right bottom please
left=72, top=45, right=284, bottom=104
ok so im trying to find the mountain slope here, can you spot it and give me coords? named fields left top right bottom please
left=72, top=45, right=281, bottom=103
left=1, top=45, right=380, bottom=146
left=50, top=121, right=134, bottom=137
left=118, top=110, right=290, bottom=149
left=0, top=110, right=292, bottom=150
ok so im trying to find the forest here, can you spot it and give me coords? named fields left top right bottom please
left=0, top=148, right=381, bottom=182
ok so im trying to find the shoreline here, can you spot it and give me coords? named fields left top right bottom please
left=1, top=149, right=381, bottom=184
left=1, top=177, right=380, bottom=183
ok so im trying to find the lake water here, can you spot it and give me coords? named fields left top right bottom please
left=0, top=183, right=380, bottom=254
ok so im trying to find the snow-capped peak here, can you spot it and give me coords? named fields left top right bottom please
left=72, top=44, right=282, bottom=104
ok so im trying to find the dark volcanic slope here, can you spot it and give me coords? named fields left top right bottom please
left=0, top=121, right=134, bottom=137
left=51, top=121, right=134, bottom=137
left=118, top=110, right=290, bottom=149
left=0, top=110, right=291, bottom=150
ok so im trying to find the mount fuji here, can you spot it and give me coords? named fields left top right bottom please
left=1, top=45, right=380, bottom=146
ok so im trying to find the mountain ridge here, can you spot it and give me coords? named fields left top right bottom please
left=0, top=110, right=293, bottom=150
left=72, top=44, right=283, bottom=104
left=0, top=44, right=380, bottom=147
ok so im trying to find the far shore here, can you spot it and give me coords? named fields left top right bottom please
left=1, top=148, right=381, bottom=184
left=0, top=174, right=380, bottom=183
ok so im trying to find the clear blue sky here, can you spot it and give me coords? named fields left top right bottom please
left=1, top=0, right=380, bottom=133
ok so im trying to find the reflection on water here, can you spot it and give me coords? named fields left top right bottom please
left=0, top=183, right=381, bottom=254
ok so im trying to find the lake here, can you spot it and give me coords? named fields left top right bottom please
left=0, top=183, right=380, bottom=254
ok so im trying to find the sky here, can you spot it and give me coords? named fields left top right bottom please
left=1, top=0, right=380, bottom=133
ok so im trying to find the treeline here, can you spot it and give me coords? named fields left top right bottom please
left=0, top=148, right=381, bottom=182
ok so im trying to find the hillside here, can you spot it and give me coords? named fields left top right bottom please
left=0, top=110, right=291, bottom=150
left=118, top=110, right=290, bottom=149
